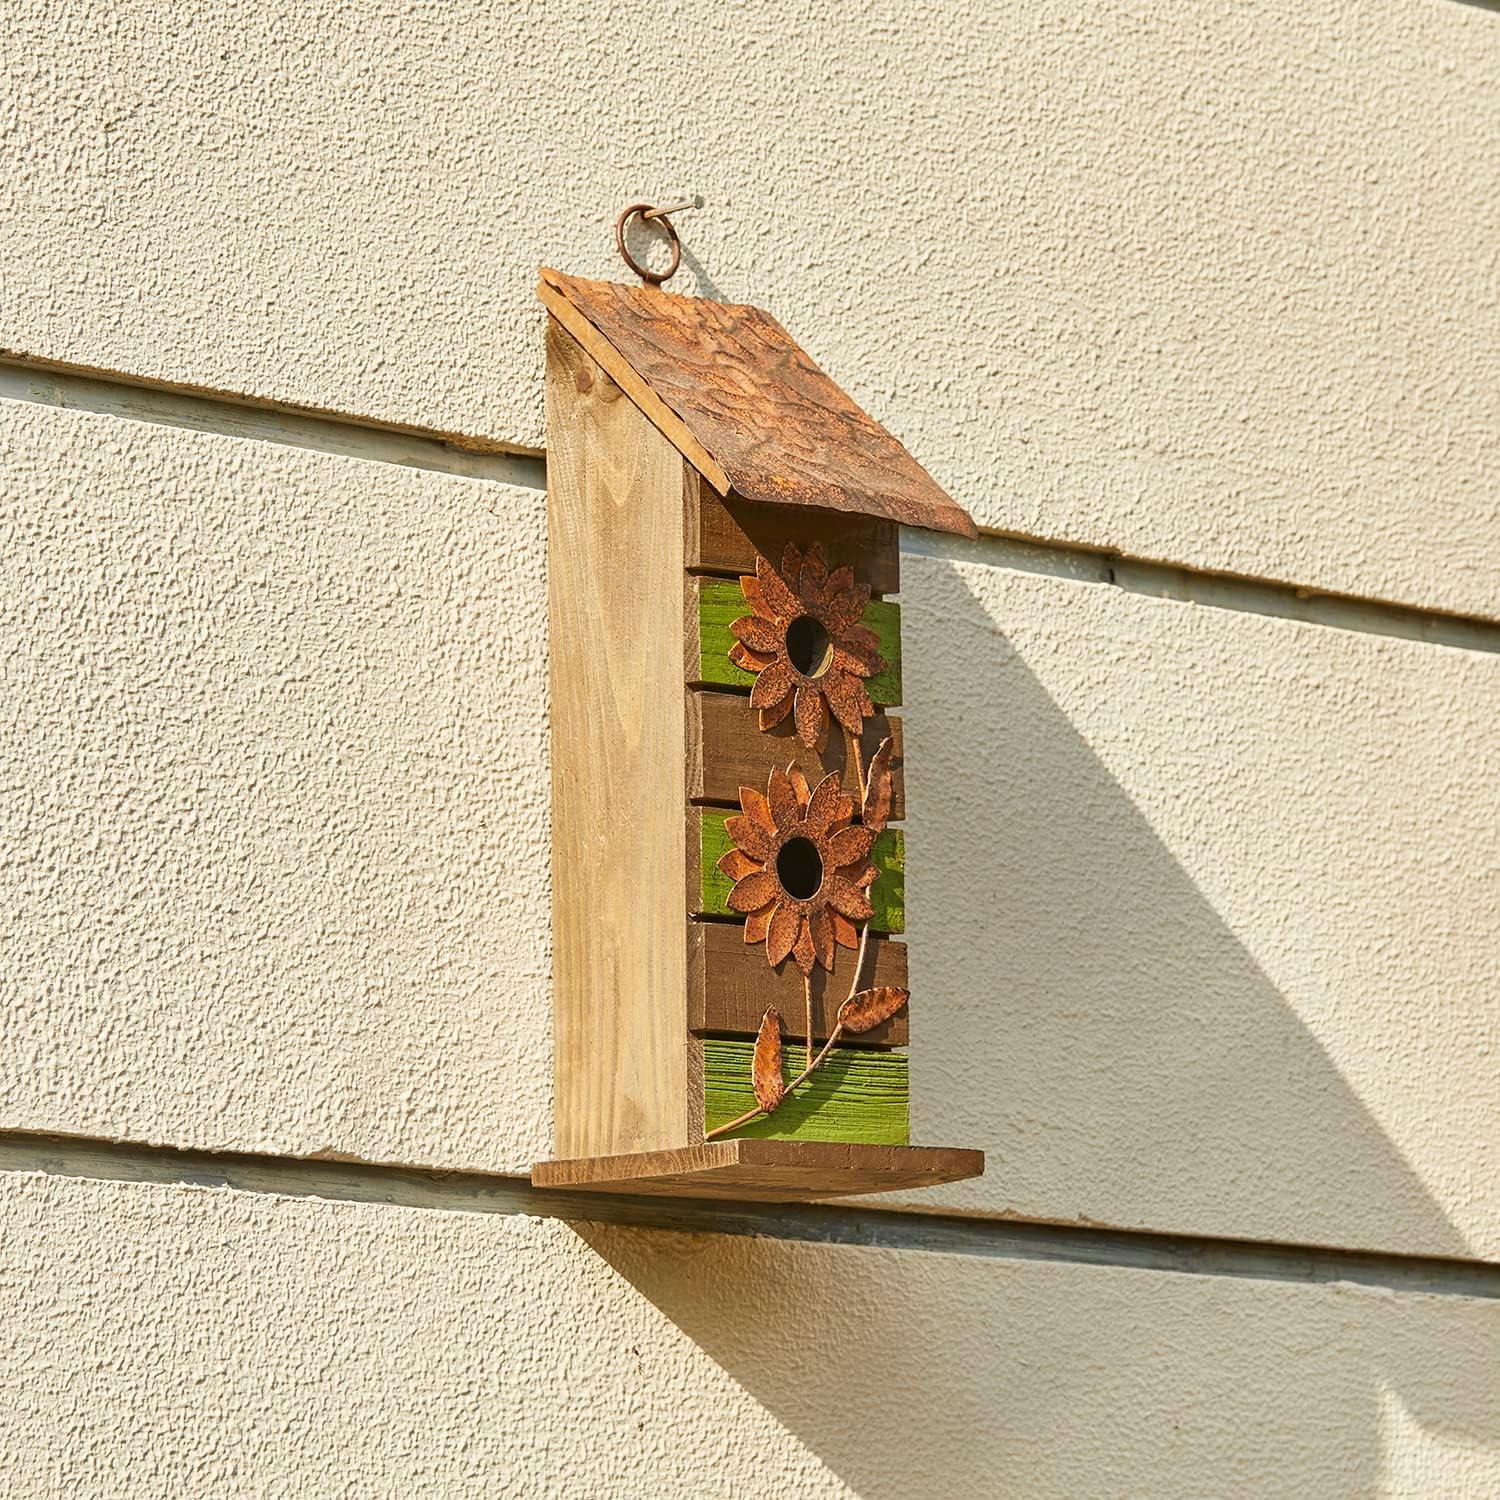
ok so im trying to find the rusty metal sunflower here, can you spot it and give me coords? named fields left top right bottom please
left=717, top=764, right=878, bottom=976
left=728, top=542, right=886, bottom=748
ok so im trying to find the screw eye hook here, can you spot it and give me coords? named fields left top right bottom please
left=615, top=199, right=698, bottom=284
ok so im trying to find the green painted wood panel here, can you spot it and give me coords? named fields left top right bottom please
left=696, top=579, right=902, bottom=707
left=701, top=1038, right=910, bottom=1145
left=698, top=811, right=905, bottom=934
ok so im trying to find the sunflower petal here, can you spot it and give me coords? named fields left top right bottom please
left=825, top=874, right=874, bottom=921
left=794, top=685, right=826, bottom=748
left=787, top=764, right=812, bottom=812
left=829, top=793, right=857, bottom=830
left=767, top=765, right=799, bottom=830
left=728, top=870, right=779, bottom=913
left=717, top=847, right=761, bottom=881
left=725, top=814, right=772, bottom=861
left=822, top=670, right=869, bottom=734
left=744, top=902, right=776, bottom=943
left=808, top=908, right=835, bottom=971
left=740, top=574, right=787, bottom=623
left=831, top=911, right=859, bottom=949
left=779, top=542, right=803, bottom=586
left=792, top=918, right=816, bottom=976
left=827, top=825, right=875, bottom=866
left=739, top=785, right=776, bottom=833
left=750, top=658, right=795, bottom=710
left=728, top=640, right=775, bottom=673
left=825, top=581, right=871, bottom=632
left=758, top=696, right=794, bottom=731
left=766, top=903, right=800, bottom=966
left=730, top=615, right=784, bottom=654
left=800, top=543, right=828, bottom=600
left=823, top=563, right=855, bottom=602
left=804, top=774, right=843, bottom=837
left=757, top=554, right=800, bottom=619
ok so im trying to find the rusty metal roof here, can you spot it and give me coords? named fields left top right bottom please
left=538, top=268, right=977, bottom=539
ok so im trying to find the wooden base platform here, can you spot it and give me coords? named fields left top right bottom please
left=531, top=1139, right=984, bottom=1202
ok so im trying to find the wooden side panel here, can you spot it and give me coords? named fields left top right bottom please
left=546, top=319, right=691, bottom=1158
left=685, top=471, right=901, bottom=594
left=692, top=578, right=903, bottom=706
left=687, top=689, right=905, bottom=817
left=694, top=811, right=906, bottom=934
left=687, top=921, right=909, bottom=1045
left=700, top=1039, right=910, bottom=1145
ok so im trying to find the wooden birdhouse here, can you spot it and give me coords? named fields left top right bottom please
left=532, top=267, right=985, bottom=1201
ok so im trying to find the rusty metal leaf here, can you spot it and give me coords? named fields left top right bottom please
left=826, top=824, right=875, bottom=868
left=863, top=736, right=894, bottom=832
left=750, top=658, right=795, bottom=711
left=838, top=987, right=910, bottom=1034
left=731, top=615, right=783, bottom=654
left=753, top=1007, right=786, bottom=1112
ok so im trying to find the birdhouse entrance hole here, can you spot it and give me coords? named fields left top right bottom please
left=775, top=836, right=824, bottom=900
left=785, top=614, right=834, bottom=678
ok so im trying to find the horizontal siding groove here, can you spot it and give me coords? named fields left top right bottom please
left=3, top=1131, right=1497, bottom=1301
left=903, top=528, right=1500, bottom=656
left=0, top=357, right=547, bottom=491
left=3, top=355, right=1494, bottom=648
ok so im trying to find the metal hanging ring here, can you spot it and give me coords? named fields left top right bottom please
left=615, top=203, right=681, bottom=285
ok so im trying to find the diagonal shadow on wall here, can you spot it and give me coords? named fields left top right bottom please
left=574, top=554, right=1496, bottom=1495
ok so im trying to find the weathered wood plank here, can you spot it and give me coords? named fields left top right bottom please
left=694, top=810, right=906, bottom=934
left=530, top=1138, right=984, bottom=1199
left=701, top=1039, right=909, bottom=1145
left=545, top=320, right=693, bottom=1158
left=692, top=577, right=902, bottom=706
left=687, top=689, right=905, bottom=818
left=685, top=470, right=900, bottom=594
left=688, top=920, right=909, bottom=1045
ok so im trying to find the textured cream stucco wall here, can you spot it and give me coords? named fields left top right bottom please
left=3, top=1172, right=1498, bottom=1499
left=3, top=0, right=1498, bottom=1493
left=6, top=400, right=1496, bottom=1262
left=3, top=0, right=1498, bottom=617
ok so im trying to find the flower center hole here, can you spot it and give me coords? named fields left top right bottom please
left=776, top=836, right=824, bottom=901
left=785, top=614, right=834, bottom=678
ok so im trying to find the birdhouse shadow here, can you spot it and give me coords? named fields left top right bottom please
left=572, top=552, right=1492, bottom=1493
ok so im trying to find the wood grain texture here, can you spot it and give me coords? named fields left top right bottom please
left=693, top=577, right=903, bottom=705
left=540, top=269, right=978, bottom=538
left=538, top=280, right=729, bottom=493
left=545, top=319, right=692, bottom=1158
left=531, top=1139, right=985, bottom=1200
left=688, top=920, right=909, bottom=1045
left=685, top=470, right=900, bottom=595
left=687, top=689, right=905, bottom=818
left=702, top=1038, right=908, bottom=1144
left=695, top=811, right=906, bottom=934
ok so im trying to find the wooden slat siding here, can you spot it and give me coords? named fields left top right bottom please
left=687, top=689, right=906, bottom=818
left=694, top=810, right=906, bottom=934
left=531, top=1139, right=985, bottom=1200
left=701, top=1039, right=909, bottom=1145
left=687, top=921, right=909, bottom=1046
left=545, top=321, right=693, bottom=1159
left=693, top=577, right=903, bottom=706
left=684, top=470, right=901, bottom=595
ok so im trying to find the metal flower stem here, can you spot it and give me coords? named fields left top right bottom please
left=703, top=920, right=872, bottom=1141
left=803, top=971, right=814, bottom=1072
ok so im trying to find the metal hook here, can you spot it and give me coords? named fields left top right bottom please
left=615, top=198, right=701, bottom=284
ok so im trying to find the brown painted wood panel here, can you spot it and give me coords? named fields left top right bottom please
left=687, top=689, right=905, bottom=818
left=685, top=471, right=901, bottom=594
left=688, top=920, right=909, bottom=1045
